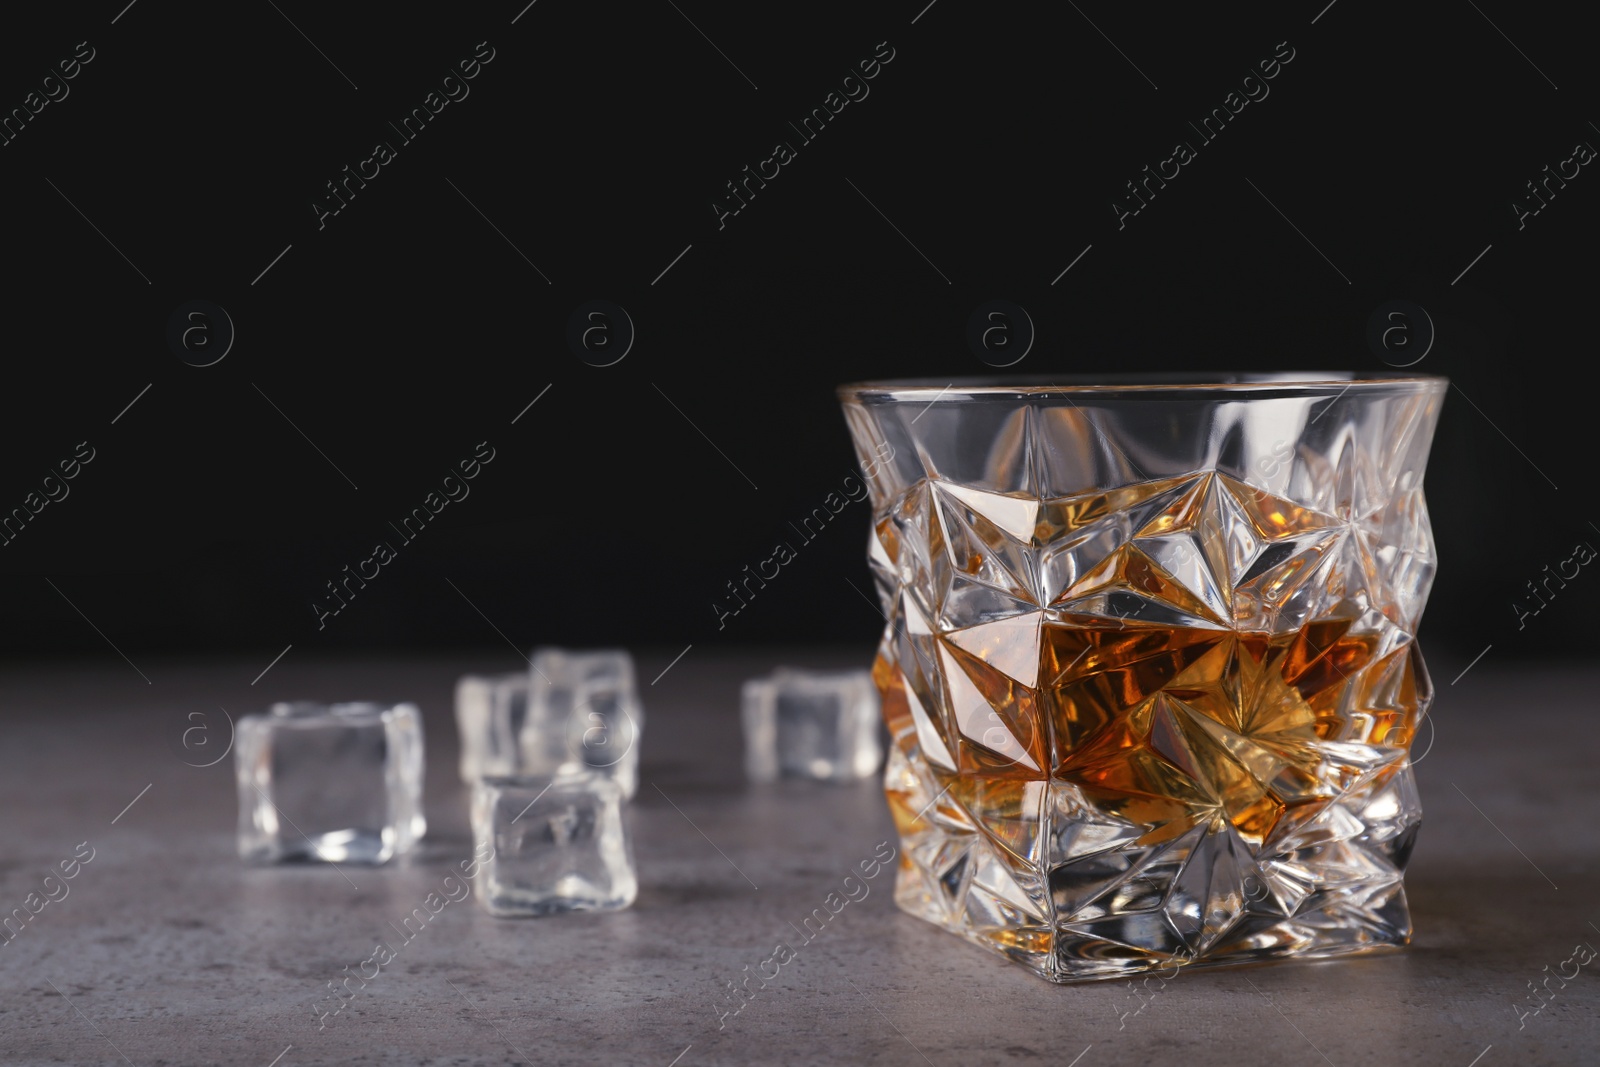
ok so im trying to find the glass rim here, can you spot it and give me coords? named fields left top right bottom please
left=838, top=371, right=1448, bottom=401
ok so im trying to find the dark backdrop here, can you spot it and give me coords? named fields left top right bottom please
left=0, top=0, right=1592, bottom=667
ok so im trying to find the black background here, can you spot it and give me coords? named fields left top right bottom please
left=0, top=0, right=1593, bottom=667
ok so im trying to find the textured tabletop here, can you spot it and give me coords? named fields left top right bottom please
left=0, top=648, right=1595, bottom=1066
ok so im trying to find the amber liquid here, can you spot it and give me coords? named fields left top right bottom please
left=879, top=615, right=1422, bottom=849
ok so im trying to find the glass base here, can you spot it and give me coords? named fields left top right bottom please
left=890, top=805, right=1414, bottom=983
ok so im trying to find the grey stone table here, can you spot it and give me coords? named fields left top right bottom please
left=1, top=648, right=1596, bottom=1066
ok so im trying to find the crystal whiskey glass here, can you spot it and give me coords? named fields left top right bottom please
left=839, top=373, right=1446, bottom=982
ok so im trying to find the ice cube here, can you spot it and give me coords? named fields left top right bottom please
left=454, top=673, right=531, bottom=781
left=522, top=648, right=643, bottom=798
left=235, top=701, right=425, bottom=864
left=741, top=668, right=882, bottom=782
left=470, top=771, right=637, bottom=916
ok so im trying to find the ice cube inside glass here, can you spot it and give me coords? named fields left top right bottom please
left=471, top=771, right=637, bottom=916
left=454, top=673, right=532, bottom=781
left=742, top=668, right=882, bottom=782
left=235, top=701, right=425, bottom=864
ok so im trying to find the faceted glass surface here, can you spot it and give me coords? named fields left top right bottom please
left=471, top=771, right=637, bottom=916
left=454, top=673, right=531, bottom=781
left=235, top=701, right=426, bottom=865
left=742, top=668, right=883, bottom=782
left=522, top=648, right=642, bottom=799
left=840, top=374, right=1446, bottom=982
